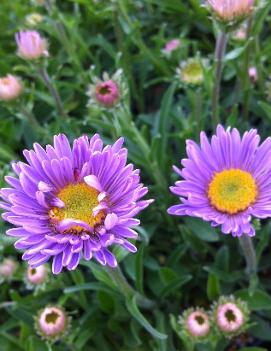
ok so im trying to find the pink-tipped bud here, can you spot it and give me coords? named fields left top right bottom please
left=36, top=306, right=70, bottom=342
left=249, top=67, right=258, bottom=84
left=206, top=0, right=255, bottom=22
left=216, top=302, right=244, bottom=333
left=186, top=310, right=210, bottom=338
left=164, top=39, right=180, bottom=53
left=95, top=80, right=120, bottom=107
left=0, top=75, right=23, bottom=101
left=233, top=26, right=247, bottom=41
left=15, top=30, right=48, bottom=60
left=27, top=265, right=47, bottom=285
left=179, top=308, right=210, bottom=341
left=0, top=258, right=17, bottom=278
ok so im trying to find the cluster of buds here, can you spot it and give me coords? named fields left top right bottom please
left=205, top=0, right=255, bottom=30
left=35, top=305, right=71, bottom=343
left=172, top=295, right=250, bottom=347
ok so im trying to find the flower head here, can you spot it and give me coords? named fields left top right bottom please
left=26, top=264, right=48, bottom=286
left=179, top=308, right=210, bottom=341
left=35, top=305, right=70, bottom=342
left=15, top=30, right=48, bottom=60
left=87, top=69, right=126, bottom=109
left=212, top=296, right=249, bottom=338
left=168, top=125, right=271, bottom=237
left=0, top=75, right=23, bottom=101
left=25, top=13, right=44, bottom=27
left=1, top=134, right=152, bottom=274
left=162, top=39, right=180, bottom=55
left=0, top=258, right=17, bottom=280
left=206, top=0, right=255, bottom=25
left=177, top=58, right=205, bottom=86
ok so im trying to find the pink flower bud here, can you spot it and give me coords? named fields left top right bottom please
left=15, top=30, right=48, bottom=60
left=249, top=67, right=258, bottom=84
left=206, top=0, right=255, bottom=22
left=36, top=306, right=70, bottom=342
left=216, top=302, right=244, bottom=333
left=186, top=310, right=210, bottom=338
left=0, top=258, right=17, bottom=278
left=27, top=265, right=47, bottom=285
left=95, top=80, right=120, bottom=107
left=164, top=39, right=180, bottom=53
left=0, top=75, right=23, bottom=101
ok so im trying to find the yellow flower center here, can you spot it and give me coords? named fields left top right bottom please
left=49, top=183, right=105, bottom=233
left=208, top=169, right=257, bottom=214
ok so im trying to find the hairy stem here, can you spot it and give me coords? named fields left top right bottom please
left=239, top=235, right=257, bottom=275
left=211, top=31, right=228, bottom=128
left=37, top=66, right=66, bottom=119
left=242, top=17, right=253, bottom=121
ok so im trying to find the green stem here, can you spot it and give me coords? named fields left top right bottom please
left=37, top=66, right=66, bottom=119
left=107, top=266, right=155, bottom=309
left=212, top=30, right=228, bottom=128
left=21, top=105, right=42, bottom=131
left=239, top=235, right=257, bottom=275
left=242, top=17, right=253, bottom=121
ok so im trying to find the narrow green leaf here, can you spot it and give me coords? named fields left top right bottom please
left=125, top=296, right=167, bottom=340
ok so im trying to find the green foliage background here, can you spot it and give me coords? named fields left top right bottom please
left=0, top=0, right=271, bottom=350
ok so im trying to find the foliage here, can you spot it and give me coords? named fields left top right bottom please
left=1, top=0, right=271, bottom=350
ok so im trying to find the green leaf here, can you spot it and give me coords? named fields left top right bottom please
left=184, top=218, right=219, bottom=242
left=258, top=101, right=271, bottom=121
left=135, top=245, right=145, bottom=294
left=235, top=289, right=271, bottom=311
left=156, top=82, right=177, bottom=169
left=207, top=273, right=220, bottom=300
left=125, top=296, right=167, bottom=340
left=224, top=46, right=246, bottom=61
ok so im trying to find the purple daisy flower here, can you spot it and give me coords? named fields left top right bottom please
left=0, top=134, right=152, bottom=274
left=168, top=125, right=271, bottom=237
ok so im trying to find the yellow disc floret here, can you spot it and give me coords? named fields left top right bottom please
left=49, top=183, right=105, bottom=233
left=208, top=169, right=257, bottom=214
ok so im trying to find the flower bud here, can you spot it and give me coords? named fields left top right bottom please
left=179, top=308, right=210, bottom=341
left=248, top=67, right=258, bottom=84
left=0, top=75, right=23, bottom=101
left=212, top=296, right=250, bottom=338
left=26, top=265, right=48, bottom=286
left=25, top=13, right=44, bottom=27
left=35, top=306, right=70, bottom=342
left=177, top=58, right=205, bottom=86
left=0, top=258, right=17, bottom=279
left=163, top=39, right=180, bottom=54
left=15, top=30, right=48, bottom=60
left=87, top=69, right=125, bottom=109
left=95, top=80, right=119, bottom=107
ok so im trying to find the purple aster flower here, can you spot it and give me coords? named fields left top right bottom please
left=0, top=134, right=152, bottom=274
left=168, top=125, right=271, bottom=237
